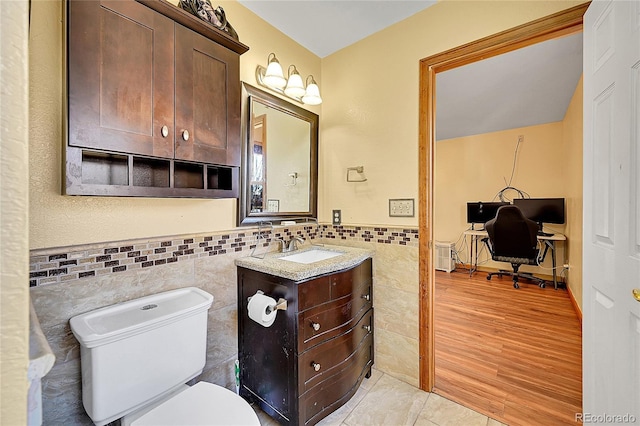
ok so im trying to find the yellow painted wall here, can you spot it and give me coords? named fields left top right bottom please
left=30, top=0, right=584, bottom=247
left=1, top=1, right=30, bottom=423
left=319, top=0, right=584, bottom=226
left=29, top=0, right=320, bottom=249
left=562, top=76, right=583, bottom=310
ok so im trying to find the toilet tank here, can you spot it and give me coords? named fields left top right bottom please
left=70, top=287, right=214, bottom=426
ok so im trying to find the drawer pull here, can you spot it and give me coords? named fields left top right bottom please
left=362, top=324, right=371, bottom=333
left=362, top=294, right=370, bottom=301
left=161, top=125, right=169, bottom=138
left=311, top=362, right=321, bottom=372
left=311, top=322, right=321, bottom=331
left=182, top=129, right=190, bottom=141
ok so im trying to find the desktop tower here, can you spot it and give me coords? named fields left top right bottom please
left=435, top=241, right=456, bottom=273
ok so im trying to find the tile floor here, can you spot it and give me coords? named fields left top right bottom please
left=253, top=369, right=506, bottom=426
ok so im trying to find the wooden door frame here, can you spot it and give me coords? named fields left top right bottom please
left=418, top=2, right=590, bottom=391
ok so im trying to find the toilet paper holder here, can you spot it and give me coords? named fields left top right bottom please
left=249, top=290, right=287, bottom=314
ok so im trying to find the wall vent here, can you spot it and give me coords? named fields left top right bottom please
left=435, top=241, right=455, bottom=273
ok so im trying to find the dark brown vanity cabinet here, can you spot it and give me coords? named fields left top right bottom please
left=237, top=259, right=374, bottom=426
left=66, top=0, right=248, bottom=198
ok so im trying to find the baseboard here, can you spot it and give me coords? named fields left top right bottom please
left=567, top=284, right=583, bottom=324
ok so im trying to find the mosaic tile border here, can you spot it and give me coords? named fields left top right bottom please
left=323, top=225, right=419, bottom=245
left=29, top=224, right=419, bottom=287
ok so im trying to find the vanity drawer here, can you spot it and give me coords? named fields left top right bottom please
left=297, top=258, right=372, bottom=313
left=330, top=258, right=372, bottom=300
left=298, top=308, right=373, bottom=393
left=298, top=280, right=371, bottom=351
left=298, top=276, right=331, bottom=312
left=298, top=332, right=373, bottom=426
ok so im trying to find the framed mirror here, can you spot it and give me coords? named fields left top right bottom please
left=239, top=83, right=318, bottom=225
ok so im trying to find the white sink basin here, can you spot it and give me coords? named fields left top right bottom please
left=279, top=249, right=343, bottom=264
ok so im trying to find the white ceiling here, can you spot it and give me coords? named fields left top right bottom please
left=238, top=0, right=437, bottom=58
left=436, top=32, right=583, bottom=140
left=239, top=1, right=583, bottom=140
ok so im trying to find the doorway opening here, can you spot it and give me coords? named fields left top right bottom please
left=417, top=0, right=588, bottom=417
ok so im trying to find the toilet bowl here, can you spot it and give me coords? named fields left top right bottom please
left=70, top=287, right=259, bottom=426
left=122, top=382, right=259, bottom=426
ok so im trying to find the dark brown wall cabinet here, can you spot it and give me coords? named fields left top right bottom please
left=66, top=0, right=248, bottom=198
left=238, top=259, right=374, bottom=426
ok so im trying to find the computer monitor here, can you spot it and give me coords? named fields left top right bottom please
left=513, top=198, right=565, bottom=234
left=466, top=201, right=509, bottom=229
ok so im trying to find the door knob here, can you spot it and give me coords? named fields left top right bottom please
left=633, top=289, right=640, bottom=302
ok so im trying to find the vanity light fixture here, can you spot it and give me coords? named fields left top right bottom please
left=256, top=53, right=322, bottom=105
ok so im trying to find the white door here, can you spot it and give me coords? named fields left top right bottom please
left=583, top=0, right=640, bottom=422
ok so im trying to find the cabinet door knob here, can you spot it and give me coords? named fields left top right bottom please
left=362, top=294, right=370, bottom=301
left=362, top=324, right=371, bottom=333
left=161, top=125, right=169, bottom=138
left=311, top=322, right=321, bottom=331
left=311, top=362, right=321, bottom=372
left=182, top=129, right=190, bottom=141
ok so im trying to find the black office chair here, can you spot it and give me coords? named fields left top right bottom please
left=484, top=205, right=546, bottom=289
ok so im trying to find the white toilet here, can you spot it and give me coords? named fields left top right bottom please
left=70, top=287, right=260, bottom=426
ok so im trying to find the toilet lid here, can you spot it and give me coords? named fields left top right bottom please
left=131, top=382, right=260, bottom=426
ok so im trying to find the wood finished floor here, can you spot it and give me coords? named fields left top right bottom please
left=434, top=269, right=582, bottom=426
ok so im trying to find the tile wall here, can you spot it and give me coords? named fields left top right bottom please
left=29, top=224, right=420, bottom=424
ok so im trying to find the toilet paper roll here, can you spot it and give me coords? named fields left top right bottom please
left=247, top=292, right=278, bottom=327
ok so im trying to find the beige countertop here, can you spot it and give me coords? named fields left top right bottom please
left=235, top=244, right=374, bottom=281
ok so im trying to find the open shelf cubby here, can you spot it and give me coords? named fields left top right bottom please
left=207, top=165, right=233, bottom=190
left=174, top=162, right=204, bottom=189
left=81, top=151, right=129, bottom=186
left=67, top=148, right=238, bottom=198
left=133, top=157, right=170, bottom=188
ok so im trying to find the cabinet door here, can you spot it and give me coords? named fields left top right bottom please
left=174, top=24, right=241, bottom=166
left=68, top=0, right=175, bottom=158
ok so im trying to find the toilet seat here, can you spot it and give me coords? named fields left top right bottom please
left=130, top=382, right=260, bottom=426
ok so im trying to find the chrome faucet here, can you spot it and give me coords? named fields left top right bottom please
left=280, top=236, right=305, bottom=253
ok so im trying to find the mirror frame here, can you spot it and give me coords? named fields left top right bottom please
left=238, top=83, right=319, bottom=226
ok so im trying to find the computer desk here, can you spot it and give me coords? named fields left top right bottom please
left=463, top=229, right=567, bottom=290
